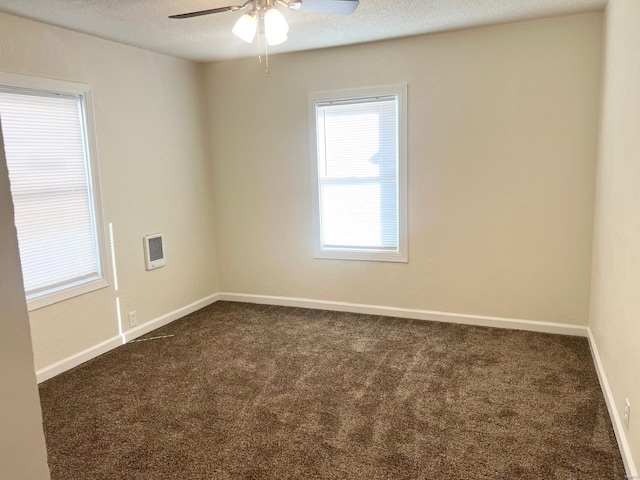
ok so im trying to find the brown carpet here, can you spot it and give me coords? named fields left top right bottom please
left=39, top=301, right=625, bottom=479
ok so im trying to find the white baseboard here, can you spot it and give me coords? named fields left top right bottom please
left=587, top=328, right=637, bottom=477
left=36, top=293, right=219, bottom=383
left=36, top=335, right=123, bottom=384
left=217, top=292, right=588, bottom=337
left=38, top=292, right=584, bottom=384
left=123, top=293, right=220, bottom=343
left=37, top=290, right=632, bottom=472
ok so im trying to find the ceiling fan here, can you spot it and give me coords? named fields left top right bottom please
left=169, top=0, right=360, bottom=47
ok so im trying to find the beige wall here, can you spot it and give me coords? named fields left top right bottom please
left=0, top=128, right=50, bottom=478
left=0, top=13, right=218, bottom=371
left=204, top=13, right=602, bottom=325
left=1, top=6, right=631, bottom=476
left=590, top=0, right=640, bottom=470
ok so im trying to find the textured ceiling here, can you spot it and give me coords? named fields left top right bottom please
left=0, top=0, right=606, bottom=62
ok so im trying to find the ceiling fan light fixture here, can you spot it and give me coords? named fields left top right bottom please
left=232, top=11, right=258, bottom=43
left=266, top=31, right=288, bottom=46
left=264, top=7, right=289, bottom=45
left=169, top=0, right=360, bottom=74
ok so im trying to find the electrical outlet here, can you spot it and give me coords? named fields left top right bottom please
left=129, top=311, right=137, bottom=328
left=624, top=399, right=631, bottom=430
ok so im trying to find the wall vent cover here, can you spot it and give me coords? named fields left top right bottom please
left=143, top=233, right=166, bottom=270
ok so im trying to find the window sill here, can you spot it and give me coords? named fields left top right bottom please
left=314, top=249, right=408, bottom=263
left=27, top=277, right=110, bottom=312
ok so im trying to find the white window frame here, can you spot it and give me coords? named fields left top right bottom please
left=308, top=84, right=408, bottom=263
left=0, top=72, right=109, bottom=311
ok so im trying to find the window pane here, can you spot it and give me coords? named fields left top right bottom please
left=316, top=97, right=399, bottom=251
left=0, top=89, right=100, bottom=298
left=321, top=181, right=383, bottom=247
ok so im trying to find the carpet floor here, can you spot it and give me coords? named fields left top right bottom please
left=39, top=302, right=625, bottom=479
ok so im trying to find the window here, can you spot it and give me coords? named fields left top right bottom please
left=309, top=85, right=407, bottom=262
left=0, top=73, right=108, bottom=311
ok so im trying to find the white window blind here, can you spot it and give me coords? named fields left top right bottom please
left=310, top=86, right=407, bottom=262
left=0, top=86, right=104, bottom=304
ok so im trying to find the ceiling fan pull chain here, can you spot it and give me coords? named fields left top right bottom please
left=257, top=15, right=263, bottom=64
left=265, top=37, right=270, bottom=76
left=169, top=1, right=361, bottom=74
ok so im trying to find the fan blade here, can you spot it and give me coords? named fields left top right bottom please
left=296, top=0, right=359, bottom=15
left=169, top=5, right=244, bottom=19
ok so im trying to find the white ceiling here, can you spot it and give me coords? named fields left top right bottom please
left=0, top=0, right=606, bottom=62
